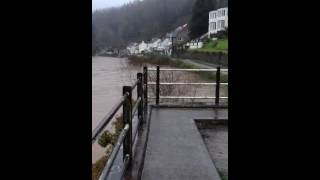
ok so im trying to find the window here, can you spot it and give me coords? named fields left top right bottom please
left=213, top=22, right=216, bottom=30
left=221, top=20, right=225, bottom=28
left=217, top=20, right=220, bottom=29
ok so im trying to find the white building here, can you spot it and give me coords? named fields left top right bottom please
left=187, top=40, right=204, bottom=49
left=208, top=7, right=228, bottom=37
left=138, top=41, right=149, bottom=54
left=157, top=38, right=172, bottom=55
left=127, top=43, right=139, bottom=55
left=148, top=38, right=162, bottom=51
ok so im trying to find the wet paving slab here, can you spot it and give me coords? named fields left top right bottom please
left=141, top=108, right=227, bottom=180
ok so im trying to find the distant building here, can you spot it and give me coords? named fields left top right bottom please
left=127, top=43, right=139, bottom=55
left=186, top=40, right=204, bottom=49
left=148, top=38, right=162, bottom=51
left=138, top=41, right=149, bottom=54
left=208, top=7, right=228, bottom=37
left=125, top=24, right=191, bottom=56
left=186, top=32, right=208, bottom=50
left=169, top=24, right=190, bottom=46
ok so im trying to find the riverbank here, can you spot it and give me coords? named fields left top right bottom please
left=128, top=55, right=228, bottom=82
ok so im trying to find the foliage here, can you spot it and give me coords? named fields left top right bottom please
left=221, top=176, right=228, bottom=180
left=92, top=0, right=228, bottom=53
left=92, top=156, right=108, bottom=180
left=92, top=0, right=196, bottom=50
left=211, top=28, right=228, bottom=39
left=189, top=0, right=215, bottom=39
left=97, top=115, right=124, bottom=148
left=98, top=130, right=116, bottom=147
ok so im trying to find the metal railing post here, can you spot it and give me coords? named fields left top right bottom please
left=122, top=86, right=132, bottom=169
left=137, top=73, right=143, bottom=125
left=156, top=65, right=160, bottom=105
left=215, top=67, right=221, bottom=105
left=143, top=66, right=148, bottom=118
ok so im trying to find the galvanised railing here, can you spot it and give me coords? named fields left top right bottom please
left=92, top=65, right=228, bottom=180
left=147, top=66, right=228, bottom=105
left=92, top=72, right=146, bottom=180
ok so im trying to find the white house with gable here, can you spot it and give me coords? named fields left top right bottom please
left=158, top=38, right=172, bottom=55
left=149, top=38, right=162, bottom=51
left=127, top=43, right=139, bottom=55
left=208, top=7, right=228, bottom=37
left=138, top=41, right=149, bottom=54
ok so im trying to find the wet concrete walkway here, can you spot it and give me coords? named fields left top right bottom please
left=141, top=108, right=228, bottom=180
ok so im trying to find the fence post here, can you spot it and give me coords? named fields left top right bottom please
left=137, top=73, right=143, bottom=125
left=123, top=86, right=132, bottom=169
left=156, top=65, right=160, bottom=105
left=143, top=66, right=148, bottom=117
left=215, top=67, right=221, bottom=105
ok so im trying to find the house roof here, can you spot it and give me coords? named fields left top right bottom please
left=167, top=24, right=189, bottom=38
left=150, top=38, right=161, bottom=44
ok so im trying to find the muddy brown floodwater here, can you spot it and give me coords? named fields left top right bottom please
left=92, top=56, right=141, bottom=163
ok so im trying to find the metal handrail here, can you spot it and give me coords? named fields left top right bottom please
left=148, top=82, right=228, bottom=85
left=148, top=66, right=228, bottom=105
left=98, top=124, right=129, bottom=180
left=92, top=94, right=128, bottom=144
left=148, top=96, right=228, bottom=99
left=93, top=71, right=145, bottom=180
left=119, top=155, right=130, bottom=179
left=93, top=66, right=227, bottom=179
left=132, top=97, right=142, bottom=117
left=131, top=80, right=139, bottom=90
left=148, top=68, right=228, bottom=72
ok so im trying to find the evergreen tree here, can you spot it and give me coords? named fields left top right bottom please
left=92, top=0, right=196, bottom=50
left=189, top=0, right=215, bottom=39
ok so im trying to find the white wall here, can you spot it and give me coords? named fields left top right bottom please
left=188, top=42, right=203, bottom=49
left=208, top=7, right=228, bottom=36
left=139, top=41, right=148, bottom=53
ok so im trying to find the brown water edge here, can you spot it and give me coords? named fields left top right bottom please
left=92, top=56, right=162, bottom=163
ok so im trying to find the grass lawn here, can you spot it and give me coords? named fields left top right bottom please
left=191, top=38, right=228, bottom=54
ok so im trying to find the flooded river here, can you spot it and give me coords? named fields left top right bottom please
left=92, top=56, right=141, bottom=163
left=92, top=56, right=139, bottom=130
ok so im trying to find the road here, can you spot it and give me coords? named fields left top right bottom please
left=172, top=57, right=227, bottom=69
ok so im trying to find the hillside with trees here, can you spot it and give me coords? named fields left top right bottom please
left=92, top=0, right=228, bottom=54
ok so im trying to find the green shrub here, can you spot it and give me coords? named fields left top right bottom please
left=92, top=156, right=108, bottom=180
left=221, top=176, right=228, bottom=180
left=98, top=130, right=116, bottom=147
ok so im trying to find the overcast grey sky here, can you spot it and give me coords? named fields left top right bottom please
left=92, top=0, right=133, bottom=11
